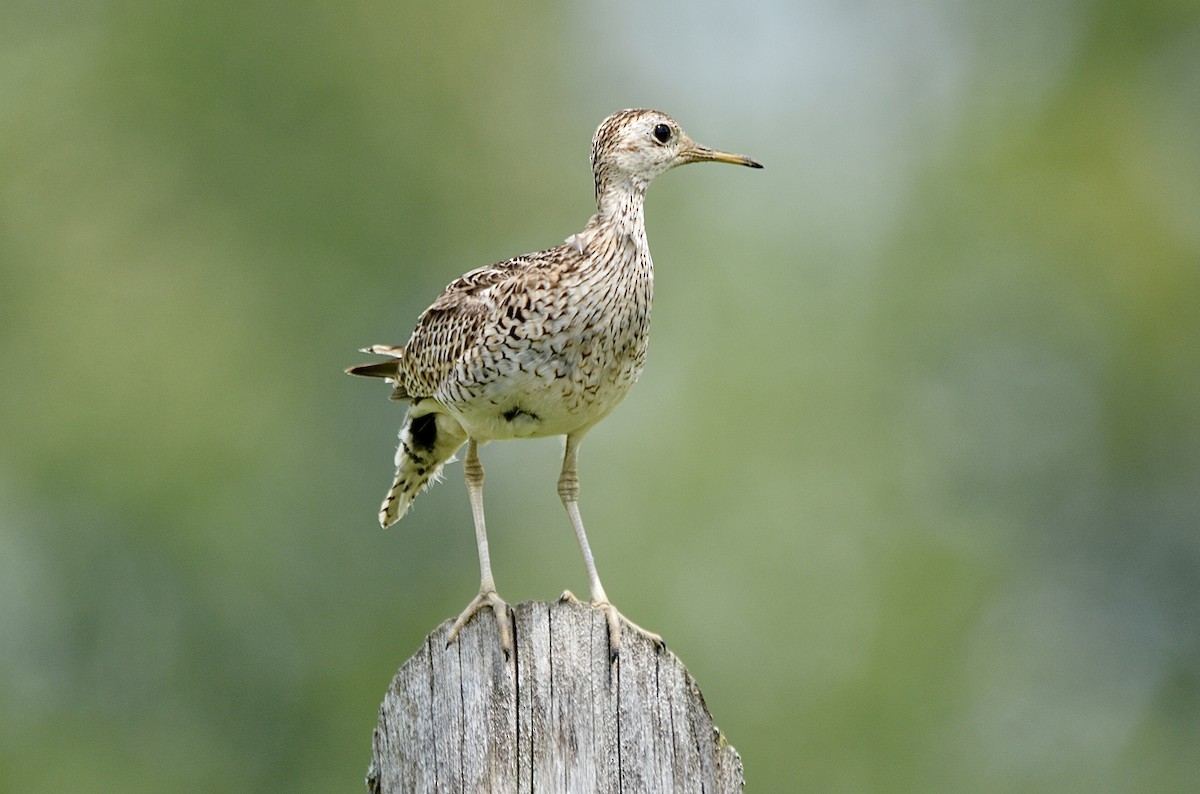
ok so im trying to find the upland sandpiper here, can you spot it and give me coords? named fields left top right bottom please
left=348, top=109, right=761, bottom=658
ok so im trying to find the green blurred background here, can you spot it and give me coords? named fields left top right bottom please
left=3, top=0, right=1198, bottom=791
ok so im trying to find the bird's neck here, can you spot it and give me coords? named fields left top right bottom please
left=589, top=182, right=648, bottom=243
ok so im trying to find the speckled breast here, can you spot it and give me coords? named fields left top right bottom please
left=442, top=251, right=654, bottom=441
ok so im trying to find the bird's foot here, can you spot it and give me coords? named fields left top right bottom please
left=448, top=588, right=513, bottom=660
left=558, top=590, right=665, bottom=660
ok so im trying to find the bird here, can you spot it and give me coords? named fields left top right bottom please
left=348, top=108, right=761, bottom=659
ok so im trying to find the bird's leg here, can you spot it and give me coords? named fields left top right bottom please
left=448, top=439, right=513, bottom=658
left=557, top=432, right=664, bottom=658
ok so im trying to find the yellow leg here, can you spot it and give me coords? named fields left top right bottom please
left=558, top=432, right=664, bottom=659
left=447, top=439, right=513, bottom=658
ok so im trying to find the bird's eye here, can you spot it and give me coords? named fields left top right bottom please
left=652, top=123, right=672, bottom=144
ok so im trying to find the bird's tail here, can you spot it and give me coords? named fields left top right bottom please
left=346, top=345, right=409, bottom=401
left=379, top=406, right=467, bottom=528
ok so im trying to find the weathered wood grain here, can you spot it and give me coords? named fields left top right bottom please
left=367, top=599, right=743, bottom=793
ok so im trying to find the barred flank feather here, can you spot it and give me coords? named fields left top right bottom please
left=380, top=406, right=467, bottom=528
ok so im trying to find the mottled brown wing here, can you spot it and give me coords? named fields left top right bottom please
left=439, top=255, right=536, bottom=297
left=400, top=254, right=540, bottom=397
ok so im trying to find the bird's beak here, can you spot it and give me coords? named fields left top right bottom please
left=678, top=143, right=763, bottom=169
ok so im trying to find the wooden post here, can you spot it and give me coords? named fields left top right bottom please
left=367, top=599, right=743, bottom=793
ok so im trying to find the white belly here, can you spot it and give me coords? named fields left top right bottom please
left=444, top=349, right=641, bottom=440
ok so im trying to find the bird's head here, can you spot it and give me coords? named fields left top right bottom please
left=590, top=109, right=762, bottom=207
